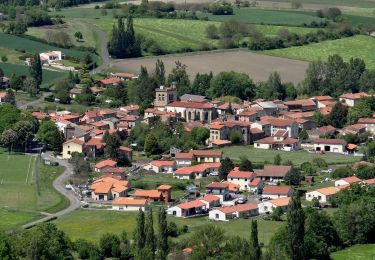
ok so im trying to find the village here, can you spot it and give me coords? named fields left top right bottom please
left=5, top=70, right=371, bottom=225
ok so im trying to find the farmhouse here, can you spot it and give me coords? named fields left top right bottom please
left=39, top=51, right=63, bottom=65
left=258, top=197, right=291, bottom=214
left=335, top=176, right=362, bottom=187
left=313, top=138, right=347, bottom=154
left=254, top=165, right=292, bottom=183
left=262, top=185, right=293, bottom=199
left=167, top=200, right=207, bottom=218
left=227, top=168, right=255, bottom=191
left=208, top=203, right=258, bottom=221
left=305, top=187, right=340, bottom=203
left=91, top=177, right=130, bottom=201
left=112, top=198, right=148, bottom=211
left=143, top=160, right=176, bottom=173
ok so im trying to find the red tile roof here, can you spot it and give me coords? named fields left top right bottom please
left=99, top=77, right=121, bottom=85
left=157, top=185, right=172, bottom=190
left=228, top=168, right=254, bottom=179
left=263, top=185, right=293, bottom=195
left=255, top=165, right=291, bottom=178
left=249, top=178, right=262, bottom=186
left=358, top=118, right=375, bottom=124
left=206, top=182, right=229, bottom=189
left=269, top=197, right=291, bottom=207
left=191, top=149, right=223, bottom=157
left=340, top=92, right=369, bottom=99
left=112, top=198, right=147, bottom=206
left=174, top=163, right=221, bottom=175
left=177, top=199, right=206, bottom=210
left=133, top=189, right=162, bottom=198
left=199, top=194, right=220, bottom=202
left=339, top=176, right=361, bottom=184
left=119, top=146, right=133, bottom=152
left=175, top=152, right=194, bottom=159
left=167, top=101, right=213, bottom=109
left=150, top=160, right=175, bottom=167
left=95, top=159, right=117, bottom=169
left=217, top=203, right=258, bottom=214
left=313, top=138, right=347, bottom=145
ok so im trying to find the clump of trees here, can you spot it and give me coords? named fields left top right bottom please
left=208, top=1, right=233, bottom=15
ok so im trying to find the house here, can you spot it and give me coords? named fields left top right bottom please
left=335, top=176, right=362, bottom=187
left=251, top=120, right=271, bottom=137
left=191, top=149, right=222, bottom=163
left=248, top=178, right=263, bottom=194
left=97, top=77, right=121, bottom=87
left=313, top=138, right=347, bottom=154
left=143, top=160, right=176, bottom=173
left=254, top=165, right=292, bottom=183
left=154, top=85, right=177, bottom=107
left=133, top=189, right=163, bottom=202
left=358, top=118, right=375, bottom=134
left=112, top=198, right=148, bottom=211
left=199, top=194, right=221, bottom=209
left=209, top=121, right=251, bottom=145
left=95, top=159, right=117, bottom=172
left=175, top=152, right=194, bottom=167
left=62, top=138, right=85, bottom=159
left=39, top=51, right=63, bottom=65
left=238, top=110, right=258, bottom=122
left=0, top=92, right=9, bottom=104
left=157, top=185, right=173, bottom=202
left=254, top=131, right=300, bottom=151
left=166, top=200, right=207, bottom=217
left=222, top=181, right=240, bottom=194
left=258, top=197, right=291, bottom=214
left=227, top=168, right=255, bottom=191
left=262, top=185, right=293, bottom=199
left=69, top=88, right=82, bottom=99
left=165, top=101, right=216, bottom=123
left=118, top=146, right=133, bottom=164
left=110, top=72, right=136, bottom=80
left=305, top=187, right=340, bottom=203
left=339, top=92, right=369, bottom=107
left=252, top=101, right=278, bottom=116
left=263, top=117, right=299, bottom=138
left=205, top=182, right=230, bottom=202
left=85, top=137, right=105, bottom=158
left=208, top=203, right=258, bottom=221
left=309, top=125, right=337, bottom=139
left=342, top=124, right=366, bottom=136
left=91, top=177, right=130, bottom=200
left=173, top=163, right=221, bottom=180
left=284, top=99, right=316, bottom=112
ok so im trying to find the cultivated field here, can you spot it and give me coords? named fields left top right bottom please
left=201, top=7, right=325, bottom=26
left=261, top=0, right=375, bottom=8
left=112, top=50, right=309, bottom=83
left=331, top=244, right=375, bottom=259
left=53, top=209, right=283, bottom=245
left=220, top=145, right=360, bottom=165
left=0, top=150, right=68, bottom=230
left=0, top=63, right=68, bottom=87
left=263, top=35, right=375, bottom=70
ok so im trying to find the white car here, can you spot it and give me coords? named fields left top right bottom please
left=210, top=171, right=219, bottom=176
left=321, top=168, right=333, bottom=173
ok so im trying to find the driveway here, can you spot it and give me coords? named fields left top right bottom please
left=22, top=154, right=81, bottom=229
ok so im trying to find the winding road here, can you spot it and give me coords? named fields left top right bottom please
left=22, top=154, right=81, bottom=229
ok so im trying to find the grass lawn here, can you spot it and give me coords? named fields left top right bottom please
left=0, top=150, right=68, bottom=230
left=53, top=209, right=283, bottom=246
left=0, top=63, right=68, bottom=87
left=0, top=47, right=25, bottom=65
left=261, top=0, right=375, bottom=8
left=262, top=35, right=375, bottom=70
left=220, top=145, right=359, bottom=165
left=331, top=244, right=375, bottom=259
left=201, top=7, right=325, bottom=26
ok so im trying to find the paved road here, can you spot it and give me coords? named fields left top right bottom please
left=84, top=22, right=110, bottom=74
left=22, top=154, right=81, bottom=229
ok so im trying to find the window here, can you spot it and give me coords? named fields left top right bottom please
left=215, top=213, right=219, bottom=219
left=231, top=178, right=233, bottom=181
left=245, top=179, right=247, bottom=181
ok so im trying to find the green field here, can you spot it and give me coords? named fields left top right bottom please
left=262, top=0, right=375, bottom=8
left=53, top=209, right=283, bottom=245
left=201, top=8, right=325, bottom=26
left=263, top=35, right=375, bottom=70
left=0, top=151, right=68, bottom=230
left=220, top=146, right=360, bottom=165
left=0, top=63, right=68, bottom=87
left=331, top=244, right=375, bottom=259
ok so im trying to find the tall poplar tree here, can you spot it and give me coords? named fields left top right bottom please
left=154, top=59, right=165, bottom=86
left=249, top=220, right=261, bottom=260
left=145, top=209, right=155, bottom=255
left=134, top=209, right=145, bottom=251
left=29, top=53, right=42, bottom=86
left=157, top=208, right=168, bottom=260
left=286, top=193, right=305, bottom=260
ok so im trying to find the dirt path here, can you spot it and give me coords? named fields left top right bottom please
left=22, top=154, right=80, bottom=229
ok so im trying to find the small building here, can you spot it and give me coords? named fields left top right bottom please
left=208, top=203, right=258, bottom=221
left=254, top=165, right=292, bottom=183
left=199, top=194, right=221, bottom=209
left=313, top=138, right=347, bottom=154
left=205, top=182, right=230, bottom=202
left=154, top=85, right=177, bottom=107
left=95, top=159, right=117, bottom=173
left=39, top=51, right=63, bottom=65
left=358, top=118, right=375, bottom=134
left=118, top=146, right=133, bottom=164
left=258, top=197, right=291, bottom=214
left=175, top=152, right=194, bottom=167
left=227, top=168, right=255, bottom=191
left=254, top=132, right=300, bottom=151
left=69, top=88, right=82, bottom=99
left=305, top=187, right=340, bottom=203
left=143, top=160, right=176, bottom=173
left=62, top=138, right=85, bottom=159
left=339, top=92, right=369, bottom=107
left=112, top=198, right=148, bottom=211
left=173, top=163, right=221, bottom=180
left=90, top=177, right=129, bottom=201
left=248, top=178, right=263, bottom=194
left=262, top=185, right=293, bottom=199
left=133, top=189, right=163, bottom=202
left=335, top=176, right=361, bottom=187
left=191, top=149, right=223, bottom=163
left=166, top=200, right=207, bottom=218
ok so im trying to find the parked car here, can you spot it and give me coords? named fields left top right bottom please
left=237, top=196, right=248, bottom=204
left=321, top=168, right=333, bottom=173
left=210, top=171, right=218, bottom=176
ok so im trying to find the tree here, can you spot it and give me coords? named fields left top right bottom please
left=29, top=53, right=42, bottom=86
left=191, top=72, right=213, bottom=96
left=256, top=72, right=286, bottom=100
left=191, top=127, right=210, bottom=145
left=134, top=209, right=146, bottom=253
left=0, top=68, right=3, bottom=78
left=104, top=132, right=121, bottom=158
left=157, top=208, right=168, bottom=260
left=205, top=24, right=219, bottom=39
left=119, top=231, right=132, bottom=260
left=286, top=193, right=305, bottom=260
left=144, top=133, right=159, bottom=155
left=0, top=232, right=14, bottom=259
left=82, top=52, right=93, bottom=68
left=0, top=104, right=21, bottom=134
left=23, top=77, right=39, bottom=97
left=0, top=129, right=17, bottom=151
left=209, top=71, right=255, bottom=100
left=229, top=130, right=243, bottom=144
left=154, top=59, right=165, bottom=86
left=4, top=89, right=16, bottom=106
left=313, top=111, right=327, bottom=127
left=218, top=157, right=234, bottom=180
left=54, top=78, right=73, bottom=104
left=167, top=61, right=190, bottom=97
left=74, top=239, right=100, bottom=260
left=298, top=130, right=308, bottom=140
left=327, top=102, right=348, bottom=128
left=9, top=73, right=23, bottom=92
left=284, top=167, right=301, bottom=186
left=271, top=206, right=284, bottom=221
left=239, top=156, right=253, bottom=171
left=37, top=119, right=64, bottom=151
left=249, top=220, right=261, bottom=260
left=189, top=225, right=225, bottom=259
left=74, top=31, right=83, bottom=41
left=145, top=209, right=155, bottom=257
left=347, top=97, right=374, bottom=124
left=274, top=154, right=282, bottom=165
left=99, top=233, right=120, bottom=257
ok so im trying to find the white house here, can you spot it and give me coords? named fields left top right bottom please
left=248, top=178, right=263, bottom=193
left=339, top=92, right=369, bottom=107
left=39, top=51, right=63, bottom=65
left=262, top=185, right=293, bottom=199
left=335, top=176, right=361, bottom=187
left=358, top=118, right=375, bottom=134
left=305, top=187, right=340, bottom=203
left=313, top=138, right=347, bottom=154
left=258, top=197, right=291, bottom=214
left=198, top=194, right=221, bottom=209
left=208, top=203, right=258, bottom=221
left=175, top=152, right=194, bottom=167
left=167, top=200, right=207, bottom=218
left=143, top=160, right=176, bottom=173
left=227, top=168, right=255, bottom=191
left=112, top=198, right=148, bottom=211
left=95, top=159, right=117, bottom=173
